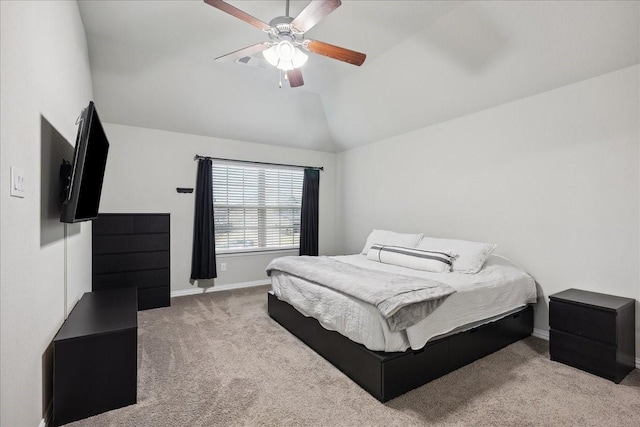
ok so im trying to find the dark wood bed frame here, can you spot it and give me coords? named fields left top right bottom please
left=268, top=292, right=533, bottom=402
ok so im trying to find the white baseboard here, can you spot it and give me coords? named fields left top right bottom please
left=531, top=328, right=640, bottom=369
left=532, top=327, right=549, bottom=341
left=171, top=279, right=270, bottom=298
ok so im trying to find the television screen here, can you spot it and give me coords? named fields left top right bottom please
left=60, top=101, right=109, bottom=223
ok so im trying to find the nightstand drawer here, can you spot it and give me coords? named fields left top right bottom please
left=549, top=300, right=616, bottom=345
left=550, top=329, right=617, bottom=380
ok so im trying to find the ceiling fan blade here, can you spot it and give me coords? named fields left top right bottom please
left=305, top=40, right=366, bottom=66
left=204, top=0, right=271, bottom=31
left=287, top=69, right=304, bottom=88
left=291, top=0, right=341, bottom=33
left=215, top=42, right=271, bottom=62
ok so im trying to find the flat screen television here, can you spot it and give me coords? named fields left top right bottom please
left=60, top=101, right=109, bottom=223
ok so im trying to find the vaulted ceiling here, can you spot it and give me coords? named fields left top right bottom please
left=78, top=1, right=639, bottom=152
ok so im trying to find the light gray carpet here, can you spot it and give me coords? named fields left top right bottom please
left=67, top=285, right=640, bottom=426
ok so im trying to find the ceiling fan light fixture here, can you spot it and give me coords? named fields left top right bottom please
left=263, top=40, right=308, bottom=71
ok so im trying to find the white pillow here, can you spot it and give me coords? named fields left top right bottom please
left=417, top=236, right=496, bottom=274
left=367, top=244, right=454, bottom=273
left=361, top=230, right=423, bottom=254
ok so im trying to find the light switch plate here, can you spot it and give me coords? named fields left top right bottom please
left=10, top=166, right=25, bottom=198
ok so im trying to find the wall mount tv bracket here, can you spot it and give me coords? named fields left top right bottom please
left=59, top=160, right=72, bottom=203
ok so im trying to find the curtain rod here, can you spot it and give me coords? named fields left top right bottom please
left=194, top=155, right=323, bottom=171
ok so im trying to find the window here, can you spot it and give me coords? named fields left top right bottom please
left=213, top=161, right=304, bottom=253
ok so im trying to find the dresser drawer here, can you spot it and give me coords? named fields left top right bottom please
left=93, top=251, right=170, bottom=274
left=137, top=286, right=170, bottom=311
left=549, top=300, right=616, bottom=345
left=134, top=215, right=170, bottom=234
left=93, top=215, right=134, bottom=235
left=550, top=329, right=617, bottom=380
left=93, top=268, right=170, bottom=291
left=93, top=233, right=170, bottom=254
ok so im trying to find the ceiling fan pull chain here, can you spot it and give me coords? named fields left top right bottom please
left=279, top=69, right=283, bottom=88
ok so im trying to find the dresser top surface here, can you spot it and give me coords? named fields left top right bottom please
left=549, top=288, right=635, bottom=311
left=55, top=288, right=138, bottom=341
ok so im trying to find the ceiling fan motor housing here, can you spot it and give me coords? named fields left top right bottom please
left=268, top=16, right=304, bottom=46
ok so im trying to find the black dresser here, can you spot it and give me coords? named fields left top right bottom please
left=549, top=288, right=635, bottom=383
left=93, top=213, right=170, bottom=310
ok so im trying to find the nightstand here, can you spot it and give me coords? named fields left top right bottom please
left=549, top=288, right=635, bottom=383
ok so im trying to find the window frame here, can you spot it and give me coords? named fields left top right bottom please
left=212, top=160, right=304, bottom=255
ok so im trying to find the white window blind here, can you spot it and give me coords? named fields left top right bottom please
left=213, top=161, right=304, bottom=252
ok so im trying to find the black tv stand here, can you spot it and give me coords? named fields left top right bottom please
left=52, top=288, right=138, bottom=426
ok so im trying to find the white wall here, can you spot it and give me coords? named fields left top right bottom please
left=337, top=66, right=640, bottom=356
left=99, top=124, right=337, bottom=293
left=0, top=1, right=94, bottom=426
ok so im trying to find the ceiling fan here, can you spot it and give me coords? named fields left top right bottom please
left=204, top=0, right=366, bottom=88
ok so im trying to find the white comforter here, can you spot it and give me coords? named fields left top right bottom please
left=271, top=254, right=537, bottom=352
left=267, top=256, right=455, bottom=331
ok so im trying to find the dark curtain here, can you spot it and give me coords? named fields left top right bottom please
left=299, top=168, right=320, bottom=256
left=191, top=158, right=217, bottom=280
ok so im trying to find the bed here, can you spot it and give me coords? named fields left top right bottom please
left=266, top=234, right=537, bottom=402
